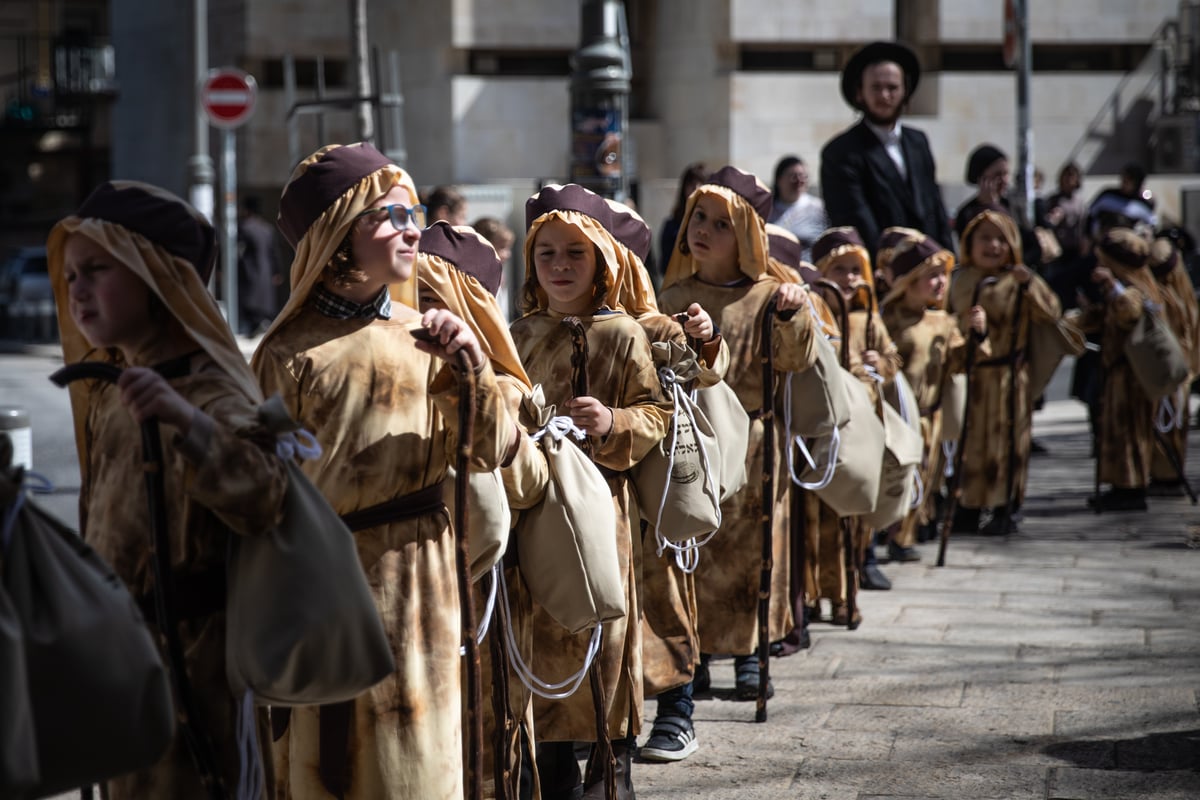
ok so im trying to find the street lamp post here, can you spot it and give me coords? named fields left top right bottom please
left=569, top=0, right=632, bottom=200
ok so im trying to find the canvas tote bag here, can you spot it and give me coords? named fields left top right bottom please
left=863, top=374, right=926, bottom=529
left=1028, top=316, right=1086, bottom=401
left=630, top=341, right=723, bottom=544
left=516, top=387, right=625, bottom=635
left=785, top=332, right=852, bottom=438
left=225, top=395, right=395, bottom=706
left=1123, top=306, right=1190, bottom=400
left=1, top=465, right=175, bottom=796
left=692, top=379, right=750, bottom=503
left=799, top=377, right=886, bottom=516
left=445, top=466, right=511, bottom=582
left=940, top=373, right=968, bottom=443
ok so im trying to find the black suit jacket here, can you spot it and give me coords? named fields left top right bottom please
left=819, top=120, right=955, bottom=257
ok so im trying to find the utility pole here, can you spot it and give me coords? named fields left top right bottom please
left=350, top=0, right=374, bottom=143
left=569, top=0, right=632, bottom=200
left=189, top=0, right=214, bottom=224
left=1013, top=0, right=1035, bottom=228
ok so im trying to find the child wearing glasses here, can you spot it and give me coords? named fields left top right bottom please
left=510, top=183, right=673, bottom=800
left=253, top=143, right=516, bottom=800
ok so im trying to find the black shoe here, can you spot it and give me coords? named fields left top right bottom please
left=887, top=541, right=921, bottom=563
left=1146, top=479, right=1185, bottom=497
left=980, top=512, right=1016, bottom=536
left=733, top=657, right=774, bottom=701
left=916, top=522, right=938, bottom=543
left=639, top=714, right=698, bottom=762
left=950, top=506, right=981, bottom=534
left=860, top=563, right=892, bottom=590
left=1087, top=488, right=1148, bottom=512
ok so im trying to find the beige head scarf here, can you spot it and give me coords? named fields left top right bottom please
left=253, top=143, right=419, bottom=366
left=521, top=184, right=625, bottom=315
left=661, top=166, right=774, bottom=290
left=417, top=221, right=531, bottom=390
left=46, top=180, right=261, bottom=468
left=881, top=234, right=955, bottom=309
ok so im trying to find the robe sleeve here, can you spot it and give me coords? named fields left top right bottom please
left=496, top=376, right=548, bottom=511
left=591, top=331, right=671, bottom=472
left=1025, top=275, right=1064, bottom=324
left=172, top=387, right=288, bottom=537
left=1107, top=285, right=1146, bottom=331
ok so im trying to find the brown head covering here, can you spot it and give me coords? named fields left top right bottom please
left=47, top=180, right=262, bottom=466
left=959, top=206, right=1024, bottom=270
left=522, top=183, right=623, bottom=314
left=417, top=221, right=531, bottom=389
left=1095, top=227, right=1162, bottom=305
left=812, top=226, right=876, bottom=290
left=1148, top=237, right=1179, bottom=279
left=881, top=234, right=955, bottom=308
left=253, top=143, right=420, bottom=366
left=875, top=226, right=925, bottom=277
left=604, top=198, right=659, bottom=317
left=661, top=165, right=775, bottom=289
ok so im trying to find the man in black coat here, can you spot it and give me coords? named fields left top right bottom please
left=820, top=41, right=955, bottom=257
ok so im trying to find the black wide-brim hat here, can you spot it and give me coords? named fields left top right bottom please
left=841, top=41, right=921, bottom=109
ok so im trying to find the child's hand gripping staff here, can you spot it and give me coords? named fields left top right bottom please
left=413, top=308, right=486, bottom=800
left=812, top=280, right=860, bottom=631
left=937, top=276, right=998, bottom=567
left=50, top=361, right=227, bottom=800
left=754, top=283, right=805, bottom=723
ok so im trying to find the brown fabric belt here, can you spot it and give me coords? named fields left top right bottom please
left=136, top=566, right=226, bottom=625
left=338, top=482, right=445, bottom=532
left=975, top=347, right=1026, bottom=369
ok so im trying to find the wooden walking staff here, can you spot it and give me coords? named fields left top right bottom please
left=1000, top=282, right=1028, bottom=535
left=756, top=296, right=781, bottom=722
left=562, top=316, right=617, bottom=800
left=937, top=275, right=998, bottom=566
left=52, top=362, right=228, bottom=800
left=452, top=349, right=485, bottom=800
left=813, top=280, right=859, bottom=629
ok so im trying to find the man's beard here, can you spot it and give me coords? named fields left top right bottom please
left=862, top=105, right=903, bottom=127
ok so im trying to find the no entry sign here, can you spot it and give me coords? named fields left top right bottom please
left=201, top=68, right=257, bottom=129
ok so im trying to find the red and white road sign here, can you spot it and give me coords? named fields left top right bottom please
left=201, top=68, right=257, bottom=129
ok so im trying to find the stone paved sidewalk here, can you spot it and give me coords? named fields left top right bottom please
left=632, top=389, right=1200, bottom=800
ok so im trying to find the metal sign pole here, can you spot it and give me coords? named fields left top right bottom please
left=1015, top=0, right=1035, bottom=228
left=222, top=128, right=239, bottom=337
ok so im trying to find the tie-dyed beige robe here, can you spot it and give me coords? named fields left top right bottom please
left=949, top=269, right=1062, bottom=509
left=657, top=276, right=818, bottom=655
left=79, top=352, right=288, bottom=799
left=1075, top=272, right=1161, bottom=490
left=881, top=305, right=980, bottom=546
left=509, top=309, right=671, bottom=743
left=254, top=306, right=512, bottom=800
left=1150, top=257, right=1200, bottom=482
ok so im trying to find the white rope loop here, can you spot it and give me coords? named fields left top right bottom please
left=781, top=372, right=840, bottom=490
left=651, top=366, right=722, bottom=562
left=498, top=567, right=602, bottom=700
left=531, top=416, right=587, bottom=444
left=1, top=470, right=53, bottom=552
left=274, top=428, right=323, bottom=462
left=943, top=441, right=957, bottom=478
left=458, top=563, right=500, bottom=655
left=1156, top=391, right=1184, bottom=435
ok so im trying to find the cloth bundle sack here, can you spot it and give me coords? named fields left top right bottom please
left=1033, top=227, right=1063, bottom=264
left=0, top=552, right=38, bottom=795
left=1, top=463, right=175, bottom=796
left=1123, top=306, right=1190, bottom=400
left=800, top=377, right=886, bottom=515
left=864, top=374, right=926, bottom=529
left=631, top=341, right=722, bottom=542
left=225, top=395, right=395, bottom=706
left=940, top=373, right=968, bottom=443
left=517, top=387, right=625, bottom=635
left=445, top=466, right=511, bottom=582
left=1029, top=315, right=1086, bottom=400
left=785, top=332, right=851, bottom=438
left=692, top=379, right=750, bottom=503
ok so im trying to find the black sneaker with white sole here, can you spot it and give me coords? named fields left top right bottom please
left=639, top=715, right=698, bottom=762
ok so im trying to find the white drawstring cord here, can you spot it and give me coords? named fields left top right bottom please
left=274, top=428, right=323, bottom=461
left=1156, top=392, right=1184, bottom=435
left=235, top=689, right=264, bottom=800
left=943, top=441, right=957, bottom=478
left=652, top=367, right=722, bottom=562
left=459, top=564, right=499, bottom=655
left=1, top=471, right=52, bottom=552
left=781, top=372, right=840, bottom=490
left=498, top=567, right=602, bottom=700
left=531, top=416, right=587, bottom=444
